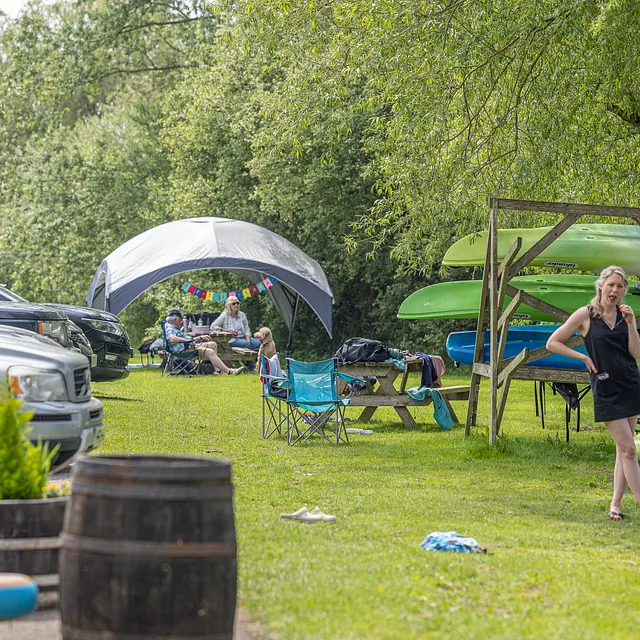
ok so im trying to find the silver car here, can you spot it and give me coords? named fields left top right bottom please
left=0, top=325, right=105, bottom=466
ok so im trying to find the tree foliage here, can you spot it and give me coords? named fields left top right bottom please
left=3, top=1, right=640, bottom=355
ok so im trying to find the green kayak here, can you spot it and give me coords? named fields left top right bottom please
left=398, top=274, right=640, bottom=321
left=443, top=224, right=640, bottom=275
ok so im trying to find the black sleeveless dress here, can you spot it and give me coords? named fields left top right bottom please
left=583, top=306, right=640, bottom=422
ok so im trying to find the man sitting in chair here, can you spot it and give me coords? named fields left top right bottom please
left=165, top=309, right=245, bottom=375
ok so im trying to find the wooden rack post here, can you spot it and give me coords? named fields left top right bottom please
left=465, top=198, right=640, bottom=444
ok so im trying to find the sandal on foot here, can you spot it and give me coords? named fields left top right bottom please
left=608, top=510, right=625, bottom=521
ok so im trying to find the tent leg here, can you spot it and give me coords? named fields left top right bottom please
left=286, top=294, right=299, bottom=354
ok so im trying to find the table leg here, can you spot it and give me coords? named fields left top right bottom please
left=357, top=372, right=396, bottom=422
left=442, top=396, right=460, bottom=424
left=377, top=372, right=418, bottom=428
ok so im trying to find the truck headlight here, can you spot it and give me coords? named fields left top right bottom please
left=38, top=320, right=69, bottom=347
left=85, top=319, right=124, bottom=337
left=8, top=366, right=68, bottom=401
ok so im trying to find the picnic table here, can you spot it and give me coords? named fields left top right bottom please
left=207, top=330, right=257, bottom=368
left=336, top=357, right=470, bottom=428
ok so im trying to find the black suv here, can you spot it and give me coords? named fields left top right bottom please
left=0, top=285, right=131, bottom=381
left=44, top=304, right=132, bottom=381
left=0, top=294, right=72, bottom=349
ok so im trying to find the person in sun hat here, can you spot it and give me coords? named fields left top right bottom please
left=547, top=265, right=640, bottom=521
left=165, top=309, right=244, bottom=375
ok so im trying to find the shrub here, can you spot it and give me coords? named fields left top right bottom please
left=0, top=391, right=57, bottom=500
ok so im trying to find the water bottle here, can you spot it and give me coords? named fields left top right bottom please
left=198, top=317, right=203, bottom=327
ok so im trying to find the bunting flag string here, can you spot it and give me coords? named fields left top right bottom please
left=180, top=277, right=278, bottom=302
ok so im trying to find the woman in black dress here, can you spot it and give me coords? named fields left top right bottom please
left=547, top=265, right=640, bottom=520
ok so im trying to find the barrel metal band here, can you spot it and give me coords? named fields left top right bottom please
left=61, top=624, right=233, bottom=640
left=0, top=536, right=61, bottom=550
left=70, top=480, right=233, bottom=501
left=61, top=533, right=236, bottom=557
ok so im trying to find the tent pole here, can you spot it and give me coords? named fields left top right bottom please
left=286, top=294, right=299, bottom=354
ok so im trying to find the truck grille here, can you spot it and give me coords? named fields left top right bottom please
left=74, top=367, right=91, bottom=399
left=32, top=414, right=72, bottom=422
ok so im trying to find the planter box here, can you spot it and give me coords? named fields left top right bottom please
left=0, top=497, right=68, bottom=593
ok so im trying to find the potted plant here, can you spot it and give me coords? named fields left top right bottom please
left=0, top=391, right=68, bottom=593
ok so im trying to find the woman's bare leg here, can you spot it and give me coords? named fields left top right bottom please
left=610, top=417, right=636, bottom=514
left=606, top=416, right=640, bottom=514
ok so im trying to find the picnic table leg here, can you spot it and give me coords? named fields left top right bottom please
left=442, top=396, right=460, bottom=424
left=377, top=372, right=418, bottom=429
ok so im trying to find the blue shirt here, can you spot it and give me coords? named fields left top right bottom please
left=164, top=322, right=193, bottom=355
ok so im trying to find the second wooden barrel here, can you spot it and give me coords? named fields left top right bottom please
left=59, top=455, right=236, bottom=640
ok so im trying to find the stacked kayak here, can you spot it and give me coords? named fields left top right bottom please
left=446, top=325, right=588, bottom=370
left=398, top=274, right=640, bottom=321
left=442, top=223, right=640, bottom=275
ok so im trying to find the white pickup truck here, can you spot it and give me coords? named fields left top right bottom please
left=0, top=325, right=105, bottom=466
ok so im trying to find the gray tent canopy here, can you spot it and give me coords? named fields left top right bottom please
left=86, top=217, right=333, bottom=337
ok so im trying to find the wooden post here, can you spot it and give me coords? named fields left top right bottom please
left=488, top=201, right=499, bottom=445
left=465, top=212, right=493, bottom=435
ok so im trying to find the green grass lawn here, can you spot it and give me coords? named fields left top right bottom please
left=93, top=369, right=640, bottom=640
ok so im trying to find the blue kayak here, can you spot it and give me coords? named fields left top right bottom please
left=446, top=325, right=588, bottom=370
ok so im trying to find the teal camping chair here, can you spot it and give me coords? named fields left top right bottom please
left=285, top=358, right=358, bottom=445
left=160, top=321, right=201, bottom=377
left=259, top=353, right=289, bottom=439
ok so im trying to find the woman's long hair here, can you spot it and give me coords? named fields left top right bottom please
left=223, top=295, right=239, bottom=315
left=589, top=265, right=628, bottom=318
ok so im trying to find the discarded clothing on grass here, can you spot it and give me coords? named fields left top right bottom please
left=406, top=387, right=454, bottom=430
left=421, top=531, right=486, bottom=554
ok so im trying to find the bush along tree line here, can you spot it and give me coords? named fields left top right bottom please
left=3, top=1, right=639, bottom=355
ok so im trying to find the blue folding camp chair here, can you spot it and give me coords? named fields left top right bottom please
left=284, top=358, right=358, bottom=445
left=160, top=321, right=202, bottom=377
left=259, top=353, right=289, bottom=439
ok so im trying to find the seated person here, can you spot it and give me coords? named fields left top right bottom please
left=165, top=309, right=244, bottom=375
left=210, top=296, right=263, bottom=370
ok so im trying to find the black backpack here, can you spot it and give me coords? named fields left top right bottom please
left=335, top=337, right=389, bottom=364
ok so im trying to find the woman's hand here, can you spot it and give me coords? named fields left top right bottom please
left=582, top=356, right=598, bottom=374
left=619, top=304, right=636, bottom=326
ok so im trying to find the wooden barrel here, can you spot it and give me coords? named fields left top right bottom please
left=59, top=455, right=237, bottom=640
left=0, top=497, right=67, bottom=594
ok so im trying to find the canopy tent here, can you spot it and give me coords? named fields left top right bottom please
left=87, top=217, right=333, bottom=337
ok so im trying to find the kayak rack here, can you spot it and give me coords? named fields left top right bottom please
left=466, top=197, right=640, bottom=444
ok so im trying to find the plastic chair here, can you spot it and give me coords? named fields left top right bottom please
left=259, top=353, right=289, bottom=439
left=160, top=321, right=201, bottom=377
left=284, top=358, right=358, bottom=445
